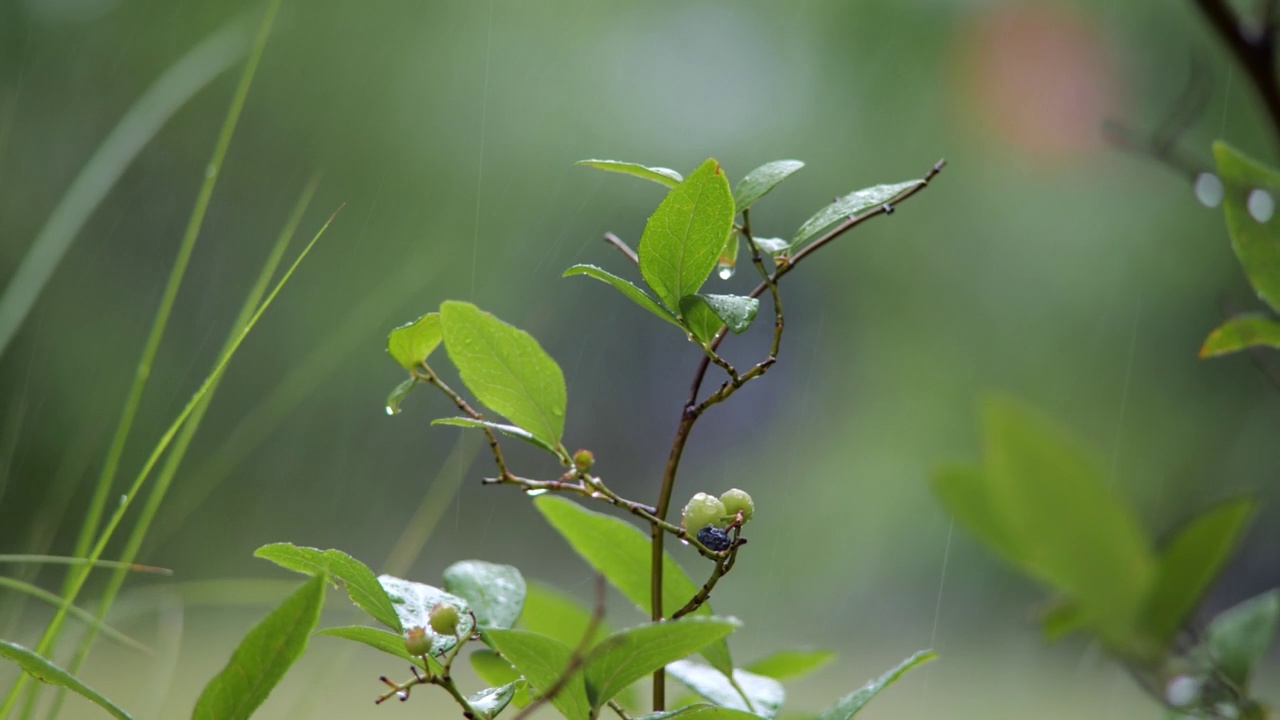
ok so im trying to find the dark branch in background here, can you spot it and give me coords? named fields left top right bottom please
left=1103, top=59, right=1213, bottom=179
left=1194, top=0, right=1280, bottom=148
left=510, top=575, right=606, bottom=720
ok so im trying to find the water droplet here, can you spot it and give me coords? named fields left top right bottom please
left=1165, top=675, right=1200, bottom=708
left=397, top=690, right=408, bottom=701
left=385, top=406, right=397, bottom=416
left=1194, top=172, right=1224, bottom=207
left=589, top=491, right=604, bottom=499
left=204, top=164, right=217, bottom=179
left=119, top=494, right=127, bottom=506
left=1248, top=188, right=1275, bottom=222
left=679, top=538, right=690, bottom=546
left=717, top=264, right=735, bottom=280
left=524, top=488, right=549, bottom=497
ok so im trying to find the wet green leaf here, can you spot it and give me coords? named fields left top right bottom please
left=634, top=705, right=762, bottom=720
left=440, top=301, right=567, bottom=449
left=744, top=648, right=837, bottom=681
left=468, top=681, right=519, bottom=718
left=471, top=648, right=521, bottom=687
left=638, top=158, right=736, bottom=312
left=584, top=616, right=741, bottom=709
left=377, top=575, right=474, bottom=656
left=1207, top=589, right=1279, bottom=687
left=750, top=237, right=790, bottom=257
left=679, top=294, right=759, bottom=345
left=433, top=417, right=560, bottom=456
left=930, top=465, right=1026, bottom=567
left=520, top=581, right=611, bottom=647
left=563, top=264, right=683, bottom=331
left=192, top=574, right=326, bottom=720
left=735, top=160, right=804, bottom=213
left=387, top=312, right=442, bottom=372
left=576, top=159, right=683, bottom=188
left=1142, top=498, right=1255, bottom=645
left=485, top=629, right=591, bottom=720
left=1213, top=142, right=1280, bottom=313
left=533, top=496, right=734, bottom=675
left=315, top=625, right=442, bottom=673
left=385, top=377, right=418, bottom=415
left=793, top=180, right=920, bottom=249
left=815, top=650, right=937, bottom=720
left=443, top=560, right=526, bottom=629
left=1040, top=598, right=1085, bottom=642
left=1200, top=314, right=1280, bottom=357
left=666, top=659, right=785, bottom=719
left=254, top=543, right=400, bottom=632
left=0, top=640, right=134, bottom=720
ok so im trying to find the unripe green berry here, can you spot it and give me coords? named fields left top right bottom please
left=682, top=492, right=727, bottom=531
left=573, top=449, right=595, bottom=473
left=719, top=488, right=754, bottom=523
left=429, top=603, right=461, bottom=636
left=405, top=626, right=431, bottom=656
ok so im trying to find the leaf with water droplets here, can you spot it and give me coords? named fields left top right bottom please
left=734, top=160, right=804, bottom=214
left=468, top=681, right=520, bottom=718
left=1200, top=313, right=1280, bottom=358
left=577, top=159, right=683, bottom=188
left=484, top=629, right=591, bottom=720
left=679, top=294, right=759, bottom=345
left=632, top=705, right=763, bottom=720
left=793, top=180, right=921, bottom=249
left=254, top=543, right=400, bottom=632
left=563, top=264, right=683, bottom=331
left=440, top=301, right=567, bottom=450
left=377, top=575, right=474, bottom=656
left=315, top=626, right=443, bottom=674
left=666, top=660, right=785, bottom=719
left=387, top=312, right=442, bottom=372
left=744, top=648, right=837, bottom=681
left=0, top=640, right=134, bottom=720
left=750, top=237, right=791, bottom=257
left=584, top=616, right=741, bottom=710
left=815, top=650, right=936, bottom=720
left=432, top=417, right=561, bottom=457
left=443, top=560, right=526, bottom=629
left=638, top=159, right=736, bottom=313
left=386, top=377, right=417, bottom=415
left=1213, top=142, right=1280, bottom=313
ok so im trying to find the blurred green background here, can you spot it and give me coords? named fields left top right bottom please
left=1, top=0, right=1277, bottom=717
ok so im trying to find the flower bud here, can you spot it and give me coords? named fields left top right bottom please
left=404, top=626, right=431, bottom=656
left=429, top=603, right=461, bottom=636
left=573, top=449, right=595, bottom=473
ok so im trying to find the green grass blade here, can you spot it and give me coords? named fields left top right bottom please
left=0, top=556, right=170, bottom=575
left=0, top=641, right=134, bottom=720
left=0, top=577, right=149, bottom=654
left=0, top=19, right=249, bottom=359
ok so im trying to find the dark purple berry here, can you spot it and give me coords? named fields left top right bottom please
left=696, top=525, right=732, bottom=552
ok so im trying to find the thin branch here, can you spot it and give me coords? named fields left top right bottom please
left=511, top=575, right=606, bottom=720
left=603, top=232, right=639, bottom=265
left=671, top=527, right=745, bottom=619
left=414, top=363, right=512, bottom=480
left=607, top=699, right=635, bottom=719
left=1192, top=0, right=1280, bottom=148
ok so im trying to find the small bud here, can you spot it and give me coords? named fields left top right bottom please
left=697, top=526, right=732, bottom=552
left=719, top=488, right=754, bottom=523
left=429, top=603, right=461, bottom=636
left=404, top=626, right=431, bottom=656
left=682, top=492, right=727, bottom=531
left=573, top=449, right=595, bottom=473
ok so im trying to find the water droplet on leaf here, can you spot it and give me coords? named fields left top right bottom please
left=1248, top=188, right=1275, bottom=222
left=1194, top=172, right=1224, bottom=207
left=385, top=406, right=397, bottom=416
left=717, top=264, right=735, bottom=280
left=524, top=488, right=549, bottom=497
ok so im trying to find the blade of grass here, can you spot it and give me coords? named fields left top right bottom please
left=0, top=578, right=149, bottom=654
left=0, top=556, right=170, bottom=575
left=0, top=201, right=337, bottom=719
left=0, top=18, right=250, bottom=358
left=46, top=175, right=321, bottom=719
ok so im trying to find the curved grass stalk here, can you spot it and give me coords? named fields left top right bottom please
left=0, top=578, right=148, bottom=655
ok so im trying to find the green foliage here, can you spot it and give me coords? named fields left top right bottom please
left=315, top=625, right=434, bottom=669
left=467, top=682, right=520, bottom=718
left=519, top=581, right=612, bottom=646
left=442, top=560, right=526, bottom=629
left=0, top=640, right=134, bottom=720
left=814, top=650, right=936, bottom=720
left=191, top=574, right=326, bottom=720
left=377, top=575, right=475, bottom=656
left=387, top=312, right=443, bottom=372
left=666, top=660, right=784, bottom=718
left=1200, top=313, right=1280, bottom=357
left=678, top=294, right=760, bottom=345
left=584, top=617, right=741, bottom=709
left=793, top=180, right=921, bottom=249
left=563, top=264, right=684, bottom=330
left=635, top=706, right=762, bottom=720
left=1213, top=141, right=1280, bottom=313
left=440, top=300, right=568, bottom=451
left=576, top=159, right=683, bottom=188
left=742, top=648, right=836, bottom=681
left=734, top=160, right=804, bottom=214
left=1207, top=590, right=1280, bottom=688
left=432, top=417, right=561, bottom=455
left=254, top=543, right=401, bottom=631
left=485, top=629, right=592, bottom=720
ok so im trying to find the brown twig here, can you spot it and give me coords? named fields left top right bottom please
left=603, top=232, right=639, bottom=265
left=414, top=363, right=512, bottom=481
left=510, top=575, right=606, bottom=720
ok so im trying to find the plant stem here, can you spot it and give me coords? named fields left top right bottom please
left=415, top=363, right=512, bottom=480
left=510, top=575, right=606, bottom=720
left=1193, top=0, right=1280, bottom=149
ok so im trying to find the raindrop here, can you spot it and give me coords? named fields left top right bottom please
left=1165, top=675, right=1200, bottom=708
left=385, top=406, right=397, bottom=416
left=717, top=264, right=735, bottom=280
left=678, top=538, right=690, bottom=546
left=524, top=488, right=549, bottom=497
left=119, top=494, right=127, bottom=506
left=589, top=491, right=604, bottom=499
left=204, top=164, right=217, bottom=179
left=397, top=690, right=408, bottom=702
left=1194, top=173, right=1224, bottom=208
left=1248, top=188, right=1275, bottom=222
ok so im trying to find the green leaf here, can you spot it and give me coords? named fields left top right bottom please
left=750, top=237, right=790, bottom=257
left=1141, top=498, right=1256, bottom=646
left=634, top=704, right=763, bottom=720
left=744, top=648, right=837, bottom=681
left=533, top=496, right=734, bottom=675
left=679, top=294, right=759, bottom=344
left=930, top=465, right=1026, bottom=566
left=638, top=158, right=736, bottom=312
left=576, top=159, right=683, bottom=188
left=979, top=395, right=1154, bottom=648
left=792, top=180, right=921, bottom=249
left=443, top=560, right=526, bottom=629
left=520, top=581, right=611, bottom=647
left=815, top=650, right=937, bottom=720
left=0, top=640, right=134, bottom=720
left=468, top=681, right=519, bottom=718
left=377, top=575, right=475, bottom=656
left=1200, top=314, right=1280, bottom=357
left=1213, top=141, right=1280, bottom=313
left=666, top=659, right=785, bottom=719
left=735, top=160, right=804, bottom=213
left=484, top=629, right=591, bottom=720
left=433, top=417, right=561, bottom=456
left=254, top=543, right=400, bottom=632
left=584, top=616, right=741, bottom=709
left=315, top=625, right=443, bottom=674
left=563, top=264, right=684, bottom=330
left=192, top=574, right=326, bottom=720
left=471, top=648, right=522, bottom=686
left=440, top=301, right=567, bottom=448
left=387, top=312, right=443, bottom=372
left=1040, top=598, right=1085, bottom=642
left=1207, top=589, right=1280, bottom=687
left=386, top=377, right=418, bottom=415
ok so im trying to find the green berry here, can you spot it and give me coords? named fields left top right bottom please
left=429, top=603, right=461, bottom=636
left=405, top=626, right=431, bottom=656
left=719, top=488, right=754, bottom=523
left=682, top=492, right=727, bottom=531
left=573, top=449, right=595, bottom=473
